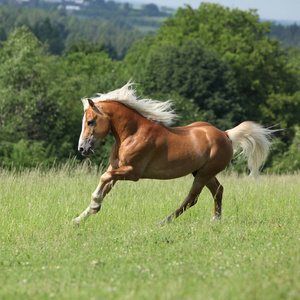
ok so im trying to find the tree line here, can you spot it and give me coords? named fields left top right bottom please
left=0, top=6, right=143, bottom=59
left=270, top=23, right=300, bottom=48
left=2, top=0, right=174, bottom=33
left=0, top=3, right=299, bottom=173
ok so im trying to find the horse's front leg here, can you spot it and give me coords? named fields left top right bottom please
left=72, top=166, right=116, bottom=225
left=72, top=165, right=139, bottom=225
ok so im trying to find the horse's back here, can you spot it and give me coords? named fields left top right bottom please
left=167, top=121, right=213, bottom=135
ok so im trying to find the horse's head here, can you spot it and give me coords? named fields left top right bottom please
left=78, top=99, right=111, bottom=156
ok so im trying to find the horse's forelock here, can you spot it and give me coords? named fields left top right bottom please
left=81, top=98, right=89, bottom=111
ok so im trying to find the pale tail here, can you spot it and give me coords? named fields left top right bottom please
left=226, top=121, right=275, bottom=178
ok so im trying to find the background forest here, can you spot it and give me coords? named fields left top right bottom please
left=0, top=3, right=300, bottom=173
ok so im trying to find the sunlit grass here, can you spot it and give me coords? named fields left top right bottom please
left=0, top=166, right=299, bottom=299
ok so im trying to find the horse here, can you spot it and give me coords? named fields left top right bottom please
left=73, top=82, right=274, bottom=226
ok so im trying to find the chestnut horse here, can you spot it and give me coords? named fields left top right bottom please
left=73, top=83, right=274, bottom=226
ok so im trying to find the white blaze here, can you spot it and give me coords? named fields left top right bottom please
left=78, top=114, right=86, bottom=151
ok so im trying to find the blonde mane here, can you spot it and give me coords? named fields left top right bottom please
left=82, top=82, right=178, bottom=126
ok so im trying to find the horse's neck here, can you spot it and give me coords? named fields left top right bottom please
left=103, top=101, right=141, bottom=144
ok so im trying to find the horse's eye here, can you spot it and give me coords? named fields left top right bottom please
left=87, top=120, right=94, bottom=126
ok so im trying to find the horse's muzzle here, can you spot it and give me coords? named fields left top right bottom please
left=79, top=147, right=94, bottom=156
left=78, top=138, right=96, bottom=156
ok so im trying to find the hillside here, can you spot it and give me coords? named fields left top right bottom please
left=0, top=0, right=175, bottom=33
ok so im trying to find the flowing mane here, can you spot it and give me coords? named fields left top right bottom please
left=82, top=82, right=178, bottom=126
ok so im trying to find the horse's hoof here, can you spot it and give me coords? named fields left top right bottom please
left=70, top=218, right=80, bottom=227
left=211, top=216, right=222, bottom=222
left=157, top=218, right=166, bottom=228
left=157, top=217, right=172, bottom=228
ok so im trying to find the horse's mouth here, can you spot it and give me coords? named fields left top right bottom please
left=80, top=147, right=95, bottom=156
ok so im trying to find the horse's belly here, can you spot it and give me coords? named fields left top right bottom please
left=141, top=168, right=196, bottom=180
left=141, top=153, right=205, bottom=179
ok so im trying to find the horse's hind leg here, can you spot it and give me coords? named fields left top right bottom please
left=158, top=175, right=210, bottom=226
left=206, top=177, right=223, bottom=221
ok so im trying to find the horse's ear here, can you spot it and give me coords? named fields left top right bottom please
left=88, top=98, right=95, bottom=108
left=88, top=98, right=103, bottom=115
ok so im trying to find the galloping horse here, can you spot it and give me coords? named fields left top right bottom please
left=73, top=82, right=274, bottom=226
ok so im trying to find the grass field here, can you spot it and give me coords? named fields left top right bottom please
left=0, top=166, right=299, bottom=299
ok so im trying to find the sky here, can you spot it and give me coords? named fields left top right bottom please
left=125, top=0, right=300, bottom=22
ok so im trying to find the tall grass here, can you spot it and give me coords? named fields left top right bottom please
left=0, top=165, right=299, bottom=299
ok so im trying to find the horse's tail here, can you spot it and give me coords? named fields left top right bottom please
left=226, top=121, right=275, bottom=178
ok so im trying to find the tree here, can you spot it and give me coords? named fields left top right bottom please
left=0, top=6, right=143, bottom=61
left=0, top=25, right=6, bottom=41
left=106, top=1, right=118, bottom=11
left=156, top=3, right=299, bottom=123
left=125, top=39, right=242, bottom=129
left=31, top=17, right=65, bottom=55
left=269, top=126, right=300, bottom=173
left=259, top=47, right=300, bottom=144
left=270, top=23, right=300, bottom=48
left=143, top=4, right=160, bottom=17
left=63, top=38, right=107, bottom=56
left=0, top=26, right=66, bottom=166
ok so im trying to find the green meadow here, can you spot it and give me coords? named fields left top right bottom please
left=0, top=166, right=299, bottom=299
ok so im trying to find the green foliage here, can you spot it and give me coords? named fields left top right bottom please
left=143, top=4, right=160, bottom=17
left=0, top=26, right=57, bottom=142
left=1, top=140, right=54, bottom=168
left=72, top=0, right=169, bottom=30
left=60, top=51, right=119, bottom=94
left=63, top=19, right=142, bottom=60
left=125, top=38, right=243, bottom=129
left=0, top=26, right=121, bottom=168
left=270, top=126, right=300, bottom=173
left=288, top=47, right=300, bottom=70
left=260, top=92, right=300, bottom=140
left=0, top=26, right=75, bottom=167
left=270, top=23, right=300, bottom=48
left=0, top=5, right=143, bottom=60
left=31, top=17, right=65, bottom=55
left=63, top=38, right=107, bottom=56
left=258, top=48, right=300, bottom=139
left=0, top=24, right=6, bottom=41
left=157, top=3, right=299, bottom=123
left=0, top=4, right=299, bottom=173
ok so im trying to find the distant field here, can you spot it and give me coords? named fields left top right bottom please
left=0, top=166, right=299, bottom=299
